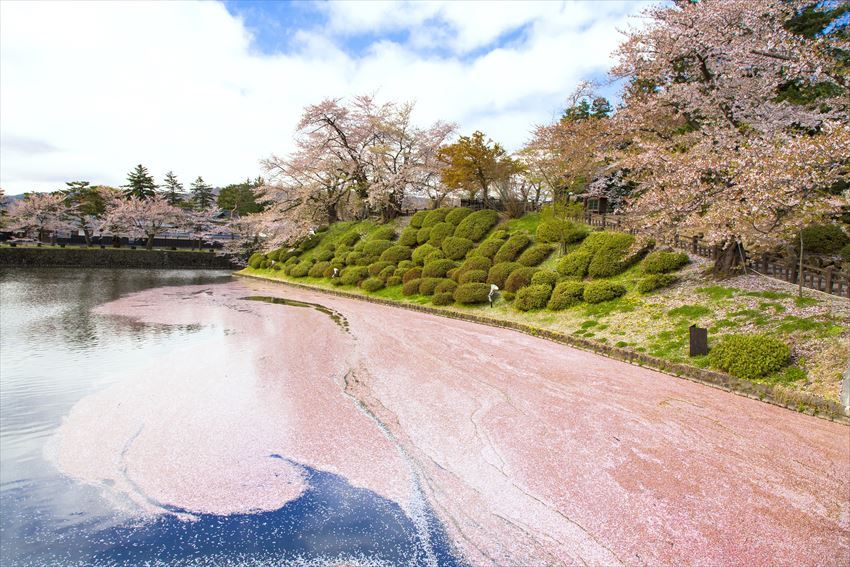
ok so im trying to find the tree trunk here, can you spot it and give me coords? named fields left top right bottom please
left=326, top=203, right=339, bottom=225
left=146, top=234, right=155, bottom=250
left=712, top=240, right=745, bottom=278
left=798, top=230, right=804, bottom=298
left=112, top=234, right=121, bottom=248
left=83, top=229, right=92, bottom=247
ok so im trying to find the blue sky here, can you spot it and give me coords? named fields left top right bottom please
left=1, top=0, right=653, bottom=194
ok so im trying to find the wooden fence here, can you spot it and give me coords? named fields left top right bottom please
left=584, top=213, right=850, bottom=298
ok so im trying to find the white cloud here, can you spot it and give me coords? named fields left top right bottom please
left=0, top=0, right=652, bottom=195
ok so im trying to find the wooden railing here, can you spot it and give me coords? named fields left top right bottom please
left=584, top=213, right=850, bottom=298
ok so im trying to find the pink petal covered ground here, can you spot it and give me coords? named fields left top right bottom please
left=54, top=279, right=849, bottom=566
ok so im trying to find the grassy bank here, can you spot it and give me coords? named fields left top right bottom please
left=241, top=210, right=849, bottom=409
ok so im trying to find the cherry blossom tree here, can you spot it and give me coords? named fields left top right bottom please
left=101, top=194, right=184, bottom=250
left=609, top=0, right=849, bottom=274
left=9, top=192, right=69, bottom=242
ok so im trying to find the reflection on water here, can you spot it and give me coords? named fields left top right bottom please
left=0, top=269, right=462, bottom=566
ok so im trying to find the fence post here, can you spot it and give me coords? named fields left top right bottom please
left=601, top=213, right=606, bottom=229
left=761, top=256, right=769, bottom=274
left=692, top=236, right=698, bottom=255
left=824, top=268, right=832, bottom=294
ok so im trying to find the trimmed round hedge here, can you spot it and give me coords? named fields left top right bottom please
left=547, top=281, right=585, bottom=310
left=369, top=226, right=396, bottom=241
left=442, top=236, right=475, bottom=260
left=402, top=278, right=422, bottom=296
left=361, top=277, right=385, bottom=292
left=399, top=227, right=419, bottom=246
left=422, top=259, right=457, bottom=278
left=424, top=250, right=446, bottom=264
left=428, top=222, right=455, bottom=247
left=487, top=261, right=522, bottom=288
left=472, top=238, right=505, bottom=260
left=434, top=279, right=458, bottom=294
left=583, top=281, right=627, bottom=304
left=368, top=261, right=394, bottom=277
left=454, top=282, right=491, bottom=304
left=460, top=256, right=492, bottom=273
left=412, top=243, right=439, bottom=265
left=378, top=265, right=396, bottom=281
left=340, top=266, right=369, bottom=286
left=514, top=284, right=552, bottom=311
left=517, top=243, right=553, bottom=266
left=421, top=208, right=451, bottom=228
left=642, top=251, right=689, bottom=274
left=535, top=220, right=590, bottom=245
left=493, top=233, right=531, bottom=263
left=398, top=260, right=415, bottom=270
left=248, top=253, right=265, bottom=269
left=386, top=276, right=403, bottom=287
left=309, top=261, right=331, bottom=278
left=416, top=227, right=433, bottom=244
left=504, top=266, right=538, bottom=293
left=637, top=273, right=679, bottom=293
left=454, top=209, right=499, bottom=241
left=459, top=269, right=488, bottom=284
left=418, top=277, right=445, bottom=296
left=380, top=245, right=412, bottom=263
left=445, top=207, right=473, bottom=226
left=584, top=232, right=635, bottom=278
left=531, top=270, right=558, bottom=288
left=409, top=210, right=429, bottom=228
left=339, top=231, right=362, bottom=247
left=315, top=248, right=335, bottom=262
left=402, top=267, right=423, bottom=283
left=557, top=250, right=592, bottom=278
left=290, top=263, right=310, bottom=278
left=708, top=334, right=790, bottom=380
left=432, top=292, right=455, bottom=305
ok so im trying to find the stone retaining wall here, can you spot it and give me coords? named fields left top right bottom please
left=0, top=247, right=237, bottom=270
left=236, top=271, right=849, bottom=425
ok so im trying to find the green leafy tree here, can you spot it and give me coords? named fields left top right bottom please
left=190, top=176, right=214, bottom=210
left=62, top=180, right=106, bottom=246
left=217, top=178, right=265, bottom=217
left=161, top=171, right=185, bottom=207
left=122, top=164, right=157, bottom=199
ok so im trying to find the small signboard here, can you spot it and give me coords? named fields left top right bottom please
left=689, top=325, right=708, bottom=357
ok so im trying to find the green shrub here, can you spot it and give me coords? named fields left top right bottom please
left=386, top=276, right=402, bottom=287
left=323, top=265, right=337, bottom=278
left=432, top=292, right=455, bottom=306
left=315, top=248, right=335, bottom=262
left=504, top=266, right=538, bottom=293
left=547, top=281, right=585, bottom=310
left=421, top=208, right=450, bottom=228
left=340, top=266, right=369, bottom=286
left=493, top=233, right=531, bottom=263
left=368, top=261, right=394, bottom=277
left=460, top=256, right=492, bottom=273
left=428, top=222, right=455, bottom=247
left=487, top=261, right=522, bottom=288
left=416, top=227, right=432, bottom=244
left=296, top=233, right=322, bottom=252
left=447, top=267, right=460, bottom=281
left=637, top=274, right=679, bottom=293
left=454, top=209, right=499, bottom=241
left=363, top=239, right=393, bottom=257
left=402, top=278, right=422, bottom=296
left=412, top=243, right=439, bottom=265
left=422, top=259, right=457, bottom=278
left=583, top=232, right=635, bottom=278
left=418, top=277, right=444, bottom=296
left=380, top=245, right=412, bottom=263
left=442, top=236, right=475, bottom=260
left=260, top=260, right=270, bottom=269
left=557, top=250, right=592, bottom=278
left=344, top=251, right=361, bottom=266
left=398, top=260, right=415, bottom=270
left=445, top=207, right=473, bottom=225
left=642, top=251, right=689, bottom=274
left=369, top=226, right=396, bottom=241
left=361, top=277, right=385, bottom=292
left=454, top=282, right=491, bottom=304
left=399, top=227, right=419, bottom=246
left=583, top=281, right=627, bottom=303
left=531, top=270, right=558, bottom=288
left=536, top=220, right=589, bottom=245
left=459, top=269, right=488, bottom=284
left=514, top=284, right=552, bottom=311
left=708, top=334, right=790, bottom=380
left=424, top=250, right=446, bottom=263
left=309, top=261, right=331, bottom=278
left=378, top=265, right=396, bottom=282
left=841, top=243, right=850, bottom=262
left=355, top=254, right=378, bottom=266
left=284, top=256, right=299, bottom=266
left=353, top=241, right=366, bottom=252
left=330, top=258, right=345, bottom=269
left=290, top=263, right=310, bottom=278
left=517, top=244, right=553, bottom=266
left=248, top=253, right=265, bottom=269
left=402, top=267, right=423, bottom=283
left=266, top=249, right=281, bottom=262
left=409, top=210, right=429, bottom=228
left=472, top=238, right=504, bottom=260
left=434, top=279, right=458, bottom=294
left=271, top=263, right=282, bottom=271
left=339, top=231, right=362, bottom=247
left=800, top=224, right=849, bottom=254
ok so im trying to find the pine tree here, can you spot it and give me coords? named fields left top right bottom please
left=191, top=176, right=214, bottom=210
left=162, top=171, right=185, bottom=206
left=122, top=164, right=157, bottom=199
